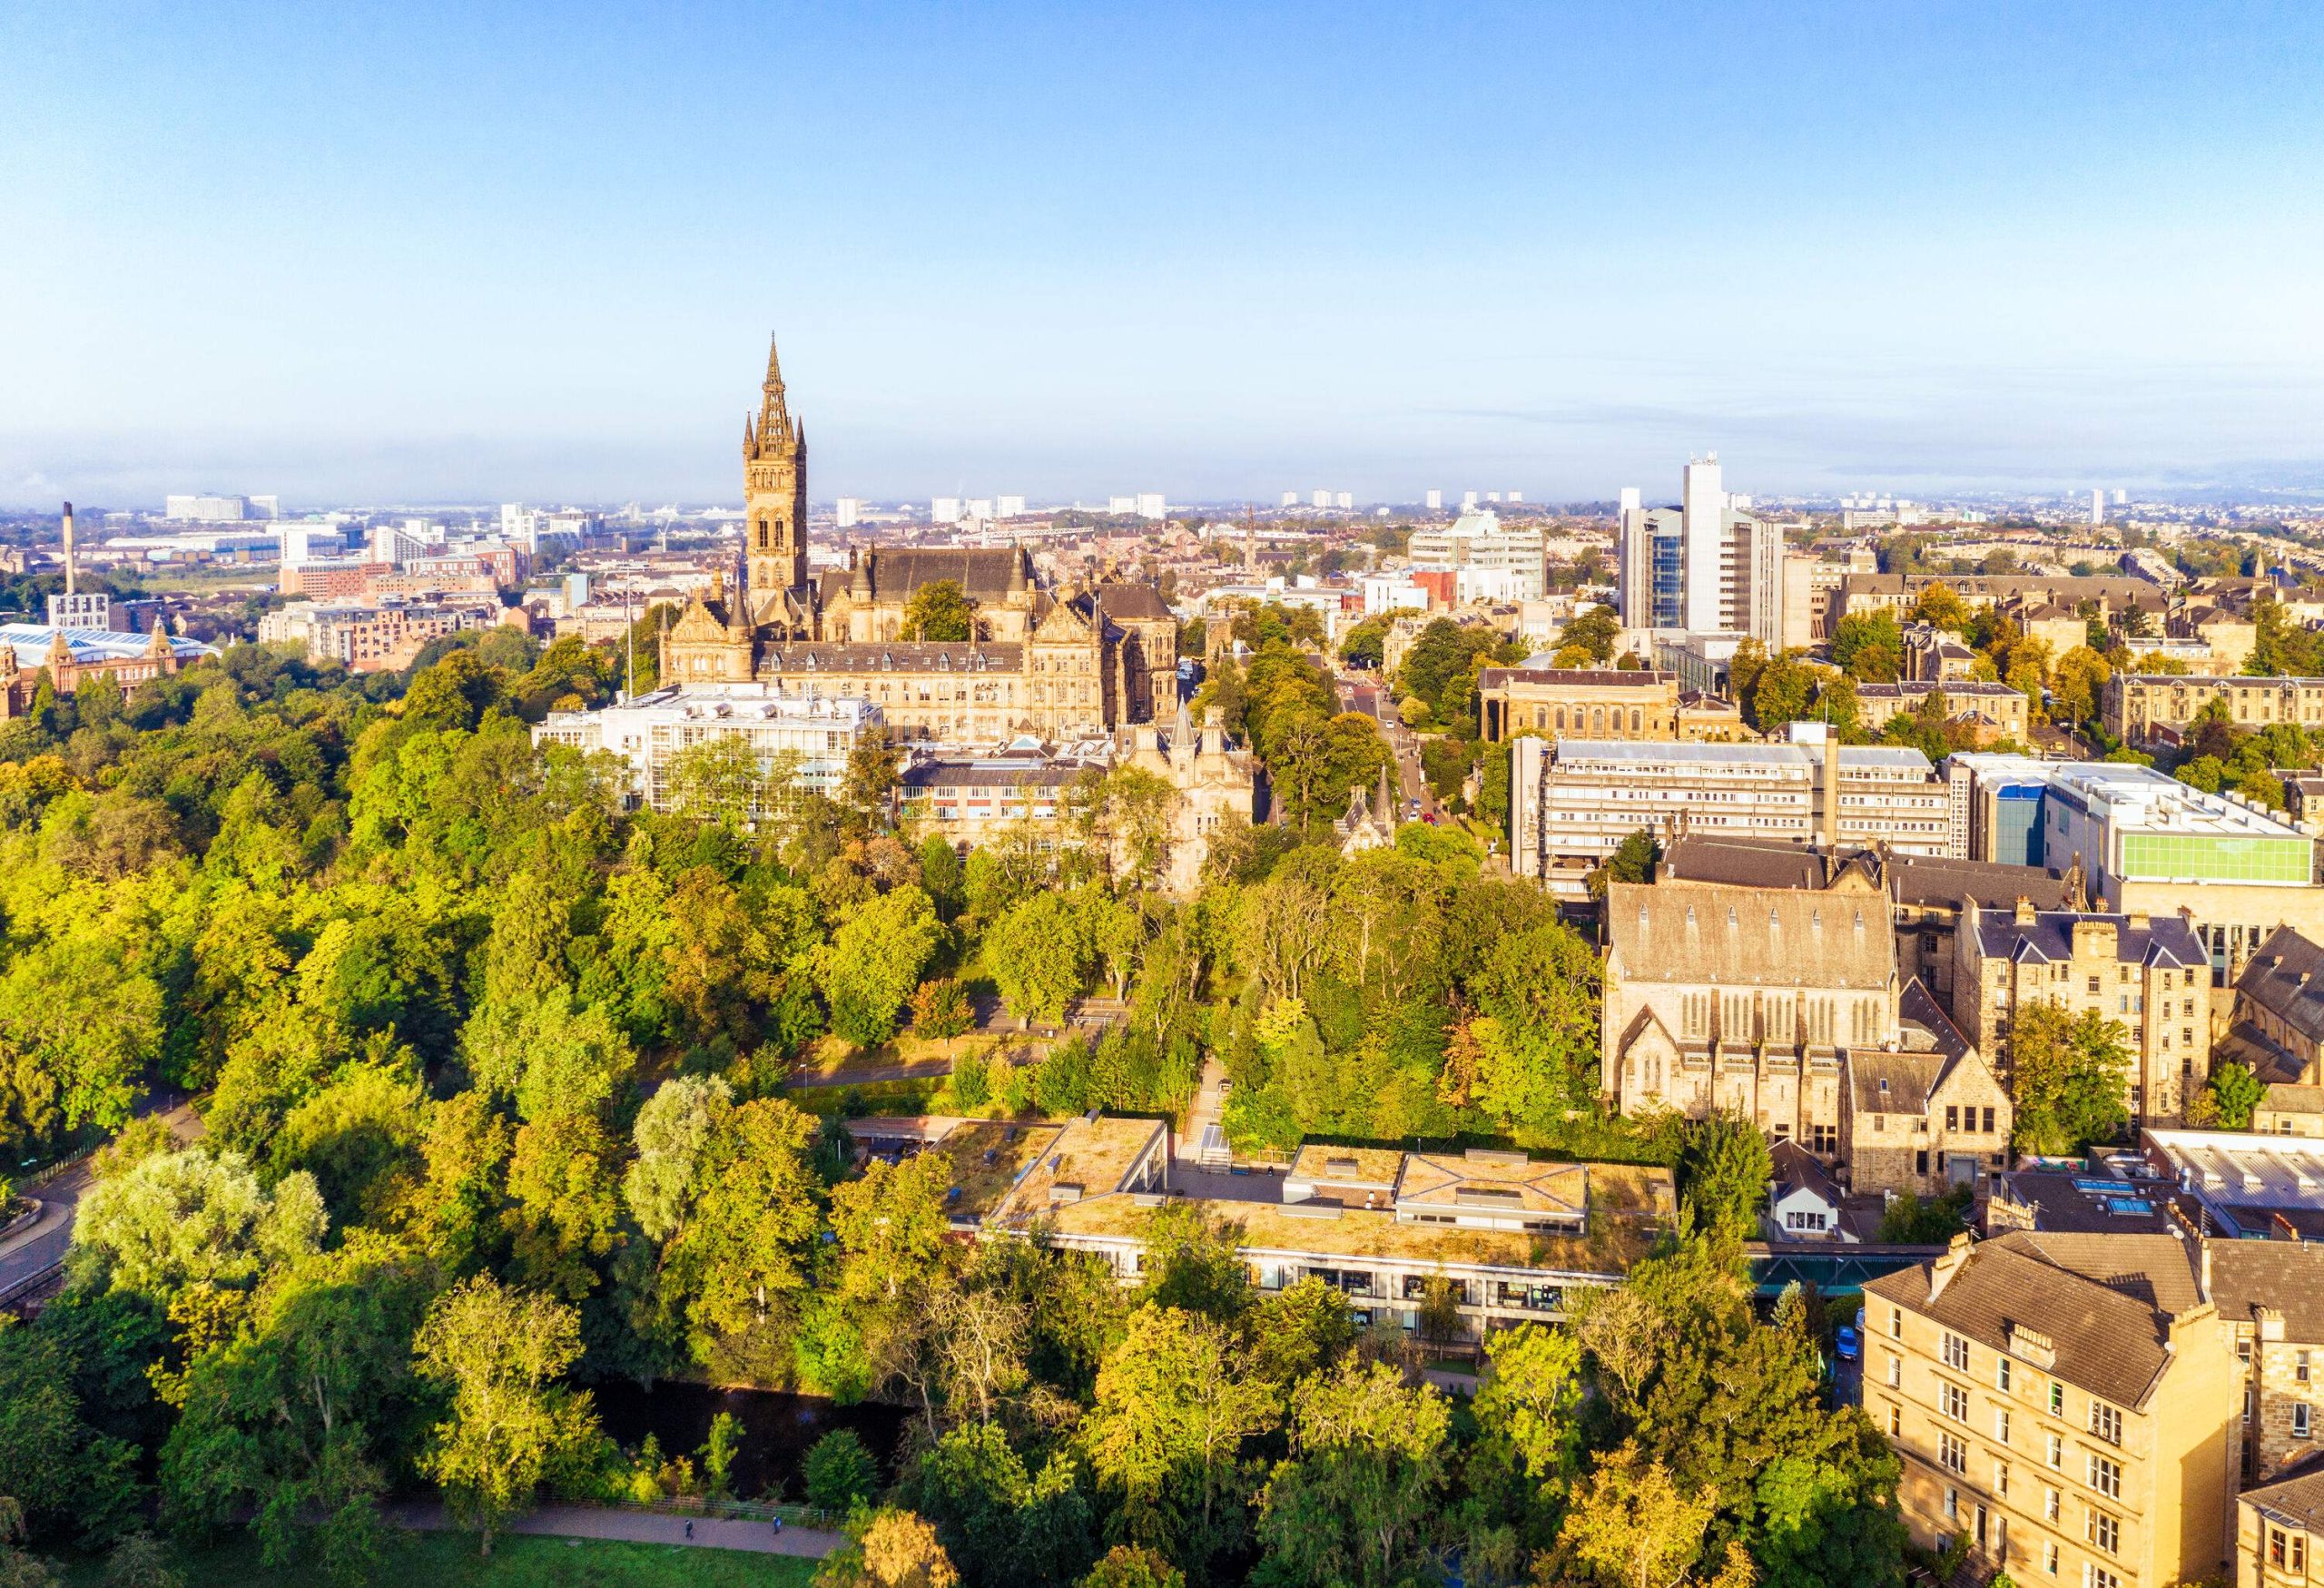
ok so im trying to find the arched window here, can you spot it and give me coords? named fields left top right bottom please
left=1630, top=708, right=1643, bottom=733
left=1591, top=706, right=1605, bottom=733
left=1555, top=706, right=1567, bottom=732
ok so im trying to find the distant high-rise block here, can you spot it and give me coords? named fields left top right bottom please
left=1425, top=489, right=1443, bottom=511
left=1462, top=491, right=1479, bottom=512
left=931, top=497, right=962, bottom=525
left=1334, top=492, right=1353, bottom=511
left=1507, top=491, right=1523, bottom=504
left=835, top=497, right=861, bottom=528
left=996, top=495, right=1026, bottom=518
left=2091, top=488, right=2105, bottom=526
left=1136, top=493, right=1166, bottom=520
left=1107, top=496, right=1137, bottom=515
left=1311, top=489, right=1331, bottom=508
left=1281, top=491, right=1300, bottom=508
left=2112, top=488, right=2128, bottom=507
left=1616, top=456, right=1783, bottom=646
left=1487, top=491, right=1502, bottom=503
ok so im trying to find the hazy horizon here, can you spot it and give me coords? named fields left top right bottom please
left=7, top=3, right=2323, bottom=509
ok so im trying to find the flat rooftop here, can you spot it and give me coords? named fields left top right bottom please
left=2144, top=1127, right=2324, bottom=1208
left=2045, top=763, right=2307, bottom=840
left=1548, top=740, right=1932, bottom=773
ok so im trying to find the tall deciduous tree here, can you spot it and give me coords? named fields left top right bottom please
left=411, top=1276, right=597, bottom=1557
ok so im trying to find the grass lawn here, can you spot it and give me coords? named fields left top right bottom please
left=63, top=1531, right=821, bottom=1588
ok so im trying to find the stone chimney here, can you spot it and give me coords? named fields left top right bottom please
left=2259, top=1304, right=2288, bottom=1343
left=1928, top=1230, right=1974, bottom=1303
left=2014, top=895, right=2036, bottom=925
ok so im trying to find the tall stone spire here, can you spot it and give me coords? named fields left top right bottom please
left=759, top=330, right=790, bottom=438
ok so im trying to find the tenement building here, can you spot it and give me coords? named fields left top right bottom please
left=1601, top=879, right=1898, bottom=1150
left=1863, top=1231, right=2230, bottom=1588
left=1954, top=901, right=2212, bottom=1124
left=658, top=336, right=1178, bottom=739
left=2105, top=674, right=2324, bottom=750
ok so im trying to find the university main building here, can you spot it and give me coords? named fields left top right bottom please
left=661, top=336, right=1178, bottom=742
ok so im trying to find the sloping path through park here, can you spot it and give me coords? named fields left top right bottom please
left=389, top=1501, right=843, bottom=1559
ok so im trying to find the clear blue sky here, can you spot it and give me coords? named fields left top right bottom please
left=5, top=1, right=2322, bottom=508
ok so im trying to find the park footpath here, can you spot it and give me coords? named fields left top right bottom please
left=389, top=1501, right=843, bottom=1559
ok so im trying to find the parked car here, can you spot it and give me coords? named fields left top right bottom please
left=1836, top=1325, right=1860, bottom=1362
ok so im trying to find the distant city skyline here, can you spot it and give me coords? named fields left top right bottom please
left=5, top=3, right=2323, bottom=508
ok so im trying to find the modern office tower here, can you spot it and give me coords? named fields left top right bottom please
left=1508, top=491, right=1523, bottom=504
left=2113, top=488, right=2128, bottom=506
left=2091, top=488, right=2106, bottom=526
left=931, top=498, right=962, bottom=525
left=1137, top=492, right=1166, bottom=520
left=1681, top=456, right=1726, bottom=632
left=1615, top=457, right=1785, bottom=645
left=1334, top=492, right=1353, bottom=510
left=835, top=497, right=862, bottom=528
left=1425, top=489, right=1443, bottom=511
left=1311, top=489, right=1331, bottom=508
left=1281, top=491, right=1300, bottom=508
left=995, top=495, right=1026, bottom=518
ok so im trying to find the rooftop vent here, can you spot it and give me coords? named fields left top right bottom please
left=1463, top=1148, right=1531, bottom=1166
left=1325, top=1156, right=1361, bottom=1177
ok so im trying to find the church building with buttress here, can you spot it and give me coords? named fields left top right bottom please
left=661, top=335, right=1179, bottom=742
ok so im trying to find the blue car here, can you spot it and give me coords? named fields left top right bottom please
left=1836, top=1325, right=1861, bottom=1362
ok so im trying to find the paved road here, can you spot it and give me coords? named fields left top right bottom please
left=1339, top=673, right=1433, bottom=817
left=0, top=1097, right=201, bottom=1298
left=390, top=1501, right=842, bottom=1559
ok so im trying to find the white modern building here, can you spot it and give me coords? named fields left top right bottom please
left=1510, top=727, right=1952, bottom=896
left=931, top=498, right=962, bottom=526
left=834, top=497, right=862, bottom=528
left=1137, top=492, right=1167, bottom=520
left=1424, top=489, right=1443, bottom=511
left=532, top=683, right=883, bottom=816
left=162, top=493, right=254, bottom=522
left=995, top=495, right=1027, bottom=519
left=1406, top=509, right=1548, bottom=600
left=1616, top=455, right=1786, bottom=646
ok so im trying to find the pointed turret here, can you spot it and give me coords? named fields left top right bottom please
left=759, top=330, right=791, bottom=434
left=147, top=616, right=172, bottom=661
left=743, top=412, right=757, bottom=457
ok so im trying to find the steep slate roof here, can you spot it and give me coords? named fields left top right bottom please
left=2237, top=926, right=2324, bottom=1046
left=1862, top=1232, right=2196, bottom=1409
left=2209, top=1241, right=2324, bottom=1342
left=1899, top=979, right=1974, bottom=1068
left=1659, top=835, right=1830, bottom=892
left=847, top=547, right=1033, bottom=601
left=1886, top=853, right=2074, bottom=912
left=1970, top=907, right=2207, bottom=969
left=1085, top=582, right=1176, bottom=623
left=2242, top=1462, right=2324, bottom=1531
left=1606, top=881, right=1895, bottom=990
left=1849, top=1049, right=1939, bottom=1115
left=1991, top=1230, right=2203, bottom=1314
left=1769, top=1138, right=1839, bottom=1206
